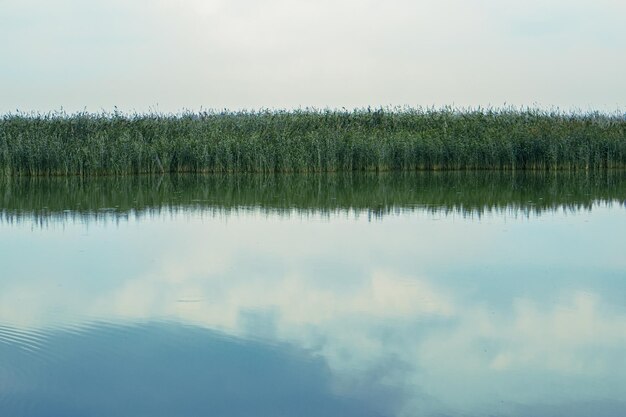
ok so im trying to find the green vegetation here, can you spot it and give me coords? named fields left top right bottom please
left=1, top=108, right=625, bottom=176
left=2, top=171, right=624, bottom=223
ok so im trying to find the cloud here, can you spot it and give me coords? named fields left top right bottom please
left=1, top=0, right=624, bottom=112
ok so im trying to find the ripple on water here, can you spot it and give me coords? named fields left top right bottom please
left=0, top=320, right=392, bottom=417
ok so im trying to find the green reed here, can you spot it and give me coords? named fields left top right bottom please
left=1, top=108, right=624, bottom=176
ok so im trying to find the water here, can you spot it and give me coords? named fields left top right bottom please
left=1, top=171, right=625, bottom=417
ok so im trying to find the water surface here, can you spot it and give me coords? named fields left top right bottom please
left=1, top=171, right=625, bottom=417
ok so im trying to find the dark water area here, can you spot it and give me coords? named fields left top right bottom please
left=1, top=322, right=387, bottom=417
left=1, top=171, right=625, bottom=417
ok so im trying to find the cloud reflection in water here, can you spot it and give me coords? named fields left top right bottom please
left=1, top=202, right=625, bottom=416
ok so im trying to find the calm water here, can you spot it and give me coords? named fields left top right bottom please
left=1, top=172, right=625, bottom=417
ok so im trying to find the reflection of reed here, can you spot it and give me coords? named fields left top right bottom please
left=1, top=171, right=625, bottom=223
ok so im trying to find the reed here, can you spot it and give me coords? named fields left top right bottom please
left=1, top=108, right=624, bottom=176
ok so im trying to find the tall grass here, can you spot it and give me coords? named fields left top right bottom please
left=1, top=108, right=624, bottom=176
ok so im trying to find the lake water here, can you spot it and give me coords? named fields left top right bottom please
left=1, top=171, right=625, bottom=417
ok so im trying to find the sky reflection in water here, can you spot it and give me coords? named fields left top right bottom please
left=1, top=173, right=625, bottom=417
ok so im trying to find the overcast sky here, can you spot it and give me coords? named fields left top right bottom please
left=1, top=0, right=625, bottom=113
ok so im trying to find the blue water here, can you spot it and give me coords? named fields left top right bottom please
left=1, top=174, right=625, bottom=417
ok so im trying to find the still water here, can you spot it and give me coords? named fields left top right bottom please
left=1, top=172, right=625, bottom=417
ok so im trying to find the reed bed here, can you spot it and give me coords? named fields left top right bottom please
left=1, top=108, right=625, bottom=176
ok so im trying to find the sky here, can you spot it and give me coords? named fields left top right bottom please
left=1, top=0, right=625, bottom=113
